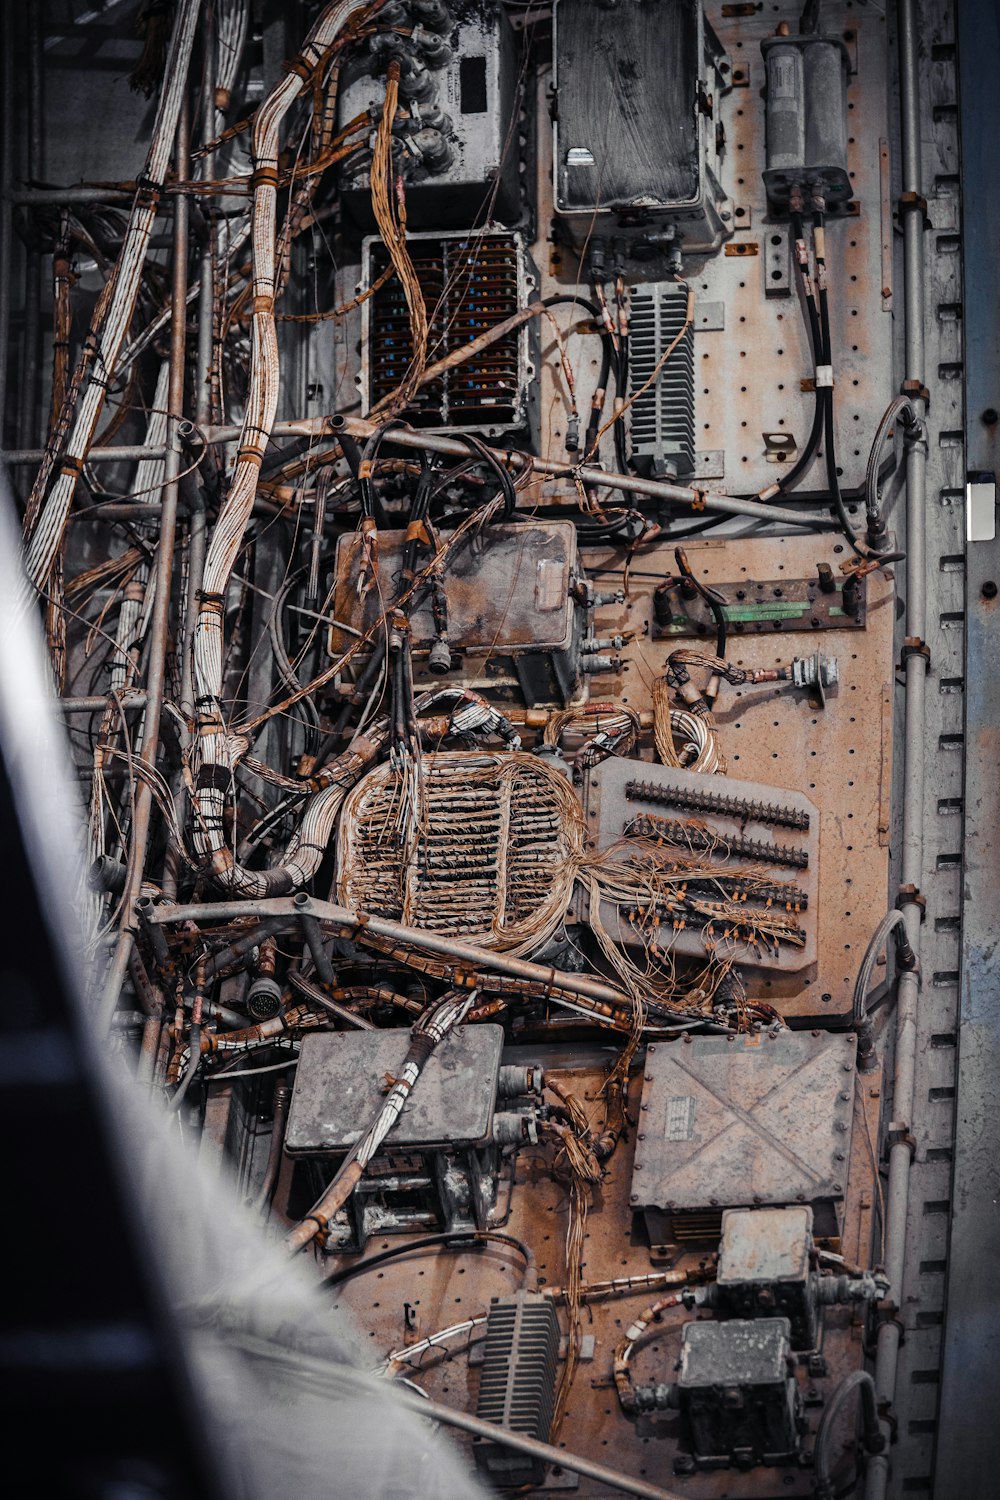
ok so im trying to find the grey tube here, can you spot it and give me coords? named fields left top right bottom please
left=99, top=98, right=194, bottom=1029
left=206, top=416, right=839, bottom=533
left=866, top=2, right=928, bottom=1494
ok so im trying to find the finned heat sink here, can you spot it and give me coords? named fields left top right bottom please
left=474, top=1292, right=561, bottom=1488
left=629, top=280, right=696, bottom=480
left=361, top=230, right=534, bottom=433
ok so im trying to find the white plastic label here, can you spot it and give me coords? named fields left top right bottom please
left=967, top=479, right=997, bottom=542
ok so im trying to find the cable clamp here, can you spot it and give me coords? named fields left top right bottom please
left=900, top=378, right=930, bottom=410
left=815, top=364, right=834, bottom=388
left=899, top=635, right=931, bottom=670
left=885, top=1125, right=917, bottom=1160
left=897, top=881, right=927, bottom=920
left=897, top=190, right=929, bottom=226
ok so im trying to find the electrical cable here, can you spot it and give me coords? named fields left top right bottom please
left=322, top=1230, right=538, bottom=1292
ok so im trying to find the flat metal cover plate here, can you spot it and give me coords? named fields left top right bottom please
left=679, top=1317, right=791, bottom=1388
left=718, top=1206, right=812, bottom=1285
left=285, top=1024, right=504, bottom=1156
left=631, top=1032, right=854, bottom=1210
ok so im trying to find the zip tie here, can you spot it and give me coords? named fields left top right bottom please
left=815, top=364, right=834, bottom=388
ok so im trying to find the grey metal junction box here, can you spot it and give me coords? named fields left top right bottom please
left=631, top=1031, right=856, bottom=1244
left=286, top=1024, right=506, bottom=1251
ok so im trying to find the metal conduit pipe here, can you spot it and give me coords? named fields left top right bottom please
left=2, top=445, right=170, bottom=464
left=205, top=415, right=840, bottom=532
left=98, top=97, right=193, bottom=1030
left=866, top=2, right=928, bottom=1493
left=142, top=893, right=710, bottom=1028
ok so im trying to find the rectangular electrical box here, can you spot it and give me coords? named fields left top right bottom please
left=677, top=1318, right=800, bottom=1469
left=630, top=1031, right=855, bottom=1243
left=329, top=518, right=585, bottom=706
left=552, top=0, right=730, bottom=253
left=360, top=229, right=537, bottom=438
left=717, top=1206, right=818, bottom=1349
left=286, top=1024, right=504, bottom=1155
left=337, top=1, right=522, bottom=229
left=761, top=34, right=852, bottom=215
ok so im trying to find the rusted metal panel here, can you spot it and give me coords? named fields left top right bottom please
left=578, top=530, right=896, bottom=1019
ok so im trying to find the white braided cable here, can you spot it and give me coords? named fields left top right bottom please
left=191, top=3, right=375, bottom=889
left=21, top=0, right=203, bottom=594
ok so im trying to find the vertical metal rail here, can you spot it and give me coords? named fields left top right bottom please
left=99, top=98, right=192, bottom=1028
left=933, top=1, right=1000, bottom=1492
left=866, top=1, right=929, bottom=1494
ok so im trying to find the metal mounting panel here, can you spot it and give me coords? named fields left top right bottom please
left=582, top=757, right=819, bottom=973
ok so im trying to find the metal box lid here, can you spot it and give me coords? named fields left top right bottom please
left=679, top=1317, right=792, bottom=1389
left=329, top=520, right=577, bottom=660
left=630, top=1031, right=855, bottom=1211
left=285, top=1024, right=504, bottom=1156
left=718, top=1207, right=813, bottom=1287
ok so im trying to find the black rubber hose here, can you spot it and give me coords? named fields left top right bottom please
left=772, top=212, right=825, bottom=497
left=450, top=431, right=517, bottom=518
left=321, top=1230, right=538, bottom=1293
left=813, top=1369, right=883, bottom=1500
left=675, top=546, right=728, bottom=659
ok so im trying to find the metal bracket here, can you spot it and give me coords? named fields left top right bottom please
left=897, top=882, right=927, bottom=920
left=900, top=636, right=931, bottom=668
left=886, top=1126, right=917, bottom=1160
left=897, top=190, right=931, bottom=228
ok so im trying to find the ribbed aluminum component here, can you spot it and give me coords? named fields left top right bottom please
left=474, top=1292, right=561, bottom=1487
left=628, top=281, right=696, bottom=480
